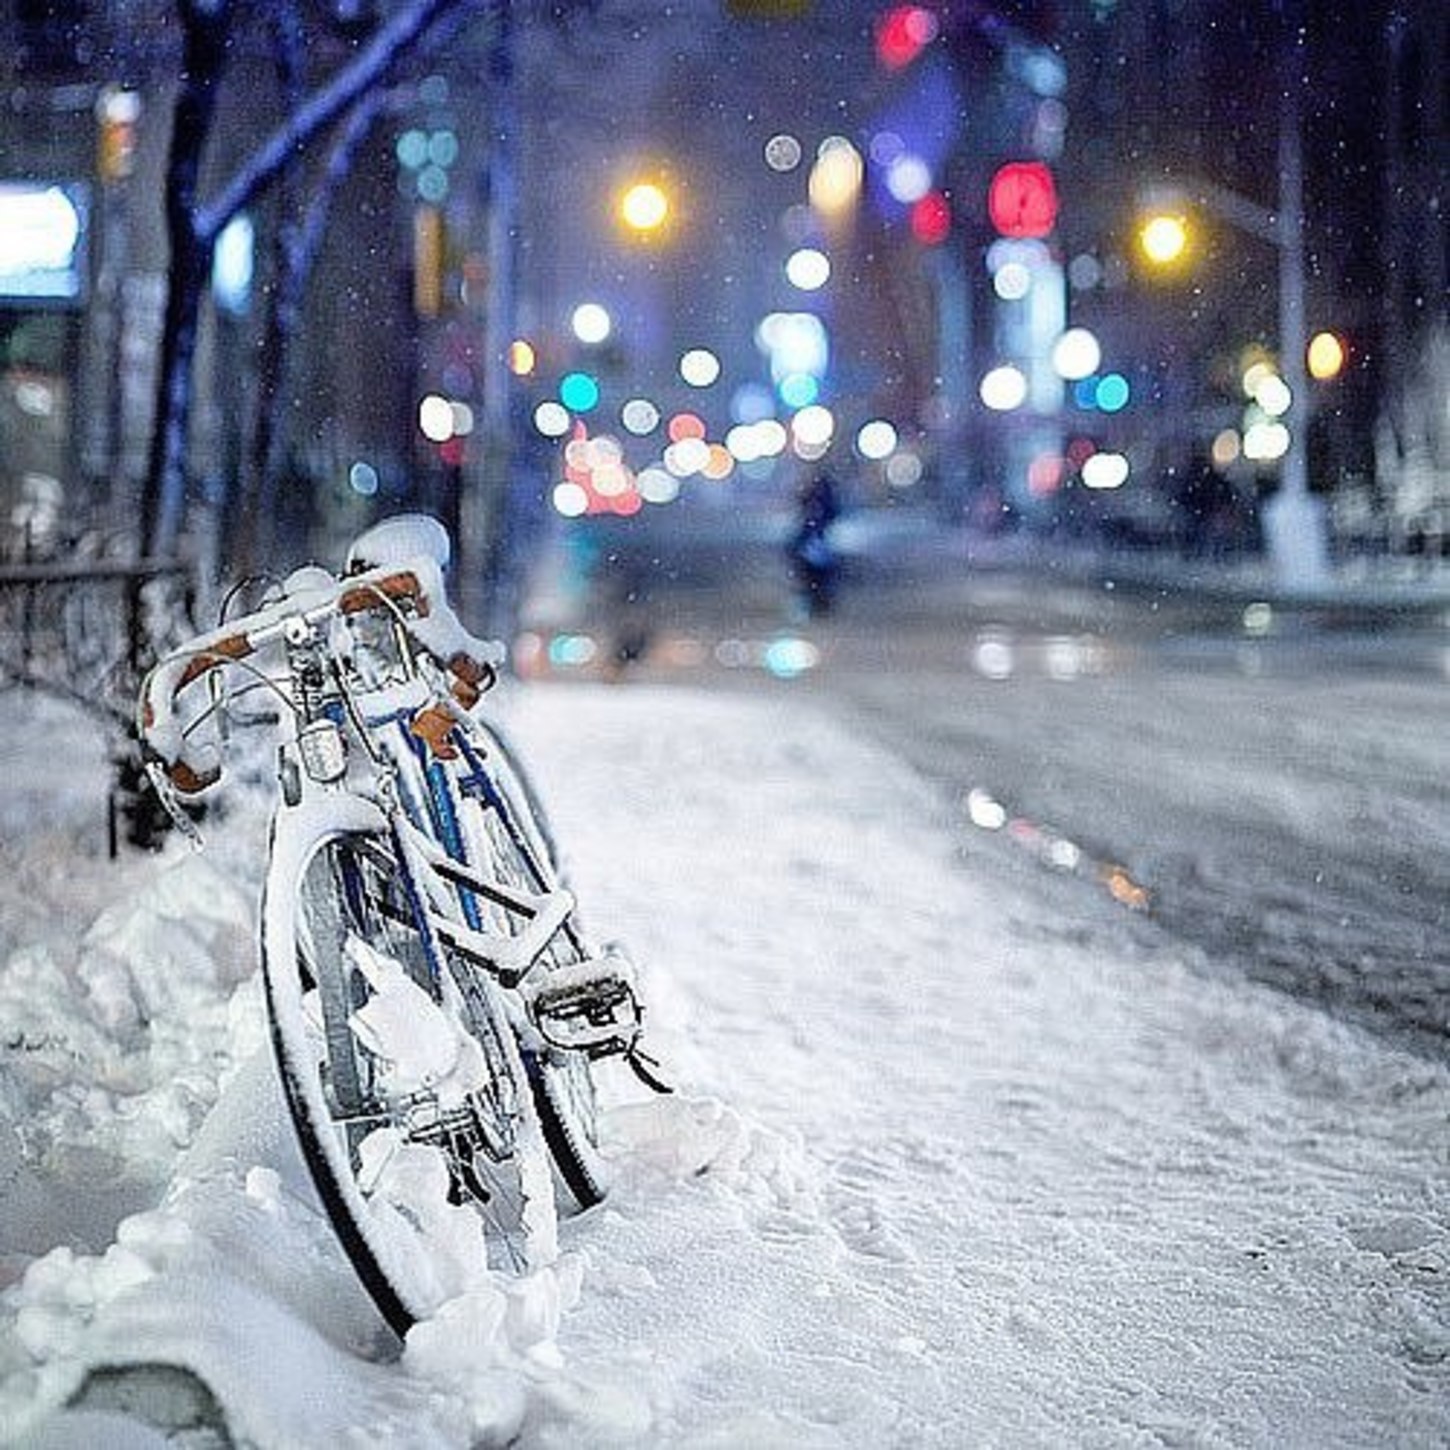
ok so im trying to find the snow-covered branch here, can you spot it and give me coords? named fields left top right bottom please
left=195, top=0, right=488, bottom=245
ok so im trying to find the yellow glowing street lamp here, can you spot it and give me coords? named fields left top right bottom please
left=1138, top=211, right=1190, bottom=268
left=618, top=180, right=670, bottom=236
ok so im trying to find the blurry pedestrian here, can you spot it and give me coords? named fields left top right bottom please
left=788, top=468, right=842, bottom=617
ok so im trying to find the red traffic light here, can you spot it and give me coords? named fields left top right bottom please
left=875, top=7, right=938, bottom=70
left=987, top=161, right=1058, bottom=239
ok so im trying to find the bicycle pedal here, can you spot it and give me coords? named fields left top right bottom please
left=526, top=950, right=643, bottom=1055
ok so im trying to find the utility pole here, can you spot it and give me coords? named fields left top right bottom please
left=1260, top=0, right=1331, bottom=589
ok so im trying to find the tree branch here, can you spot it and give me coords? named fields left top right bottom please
left=195, top=0, right=486, bottom=244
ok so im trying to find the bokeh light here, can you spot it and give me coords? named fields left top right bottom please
left=1081, top=452, right=1130, bottom=489
left=507, top=339, right=536, bottom=376
left=875, top=6, right=939, bottom=70
left=1254, top=373, right=1292, bottom=417
left=679, top=348, right=721, bottom=387
left=667, top=411, right=706, bottom=443
left=418, top=393, right=454, bottom=443
left=559, top=371, right=600, bottom=412
left=764, top=133, right=802, bottom=172
left=856, top=419, right=898, bottom=460
left=1051, top=327, right=1102, bottom=381
left=1307, top=330, right=1346, bottom=380
left=619, top=181, right=669, bottom=233
left=785, top=247, right=831, bottom=291
left=1094, top=373, right=1130, bottom=413
left=809, top=137, right=863, bottom=216
left=910, top=192, right=951, bottom=246
left=979, top=365, right=1028, bottom=412
left=571, top=302, right=611, bottom=344
left=621, top=398, right=660, bottom=435
left=1139, top=213, right=1189, bottom=265
left=885, top=153, right=932, bottom=205
left=987, top=161, right=1058, bottom=239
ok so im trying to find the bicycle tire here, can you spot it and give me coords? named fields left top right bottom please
left=261, top=807, right=554, bottom=1336
left=452, top=722, right=612, bottom=1212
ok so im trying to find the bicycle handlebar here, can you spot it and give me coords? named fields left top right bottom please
left=139, top=555, right=504, bottom=795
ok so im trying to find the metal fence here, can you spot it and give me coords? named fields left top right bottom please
left=0, top=534, right=191, bottom=725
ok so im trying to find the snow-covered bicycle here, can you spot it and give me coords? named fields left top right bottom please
left=138, top=516, right=663, bottom=1335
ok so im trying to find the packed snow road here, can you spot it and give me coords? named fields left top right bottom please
left=564, top=543, right=1450, bottom=1063
left=801, top=580, right=1450, bottom=1063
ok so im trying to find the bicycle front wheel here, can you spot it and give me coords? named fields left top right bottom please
left=455, top=720, right=613, bottom=1213
left=261, top=799, right=554, bottom=1336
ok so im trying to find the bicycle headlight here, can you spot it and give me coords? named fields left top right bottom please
left=298, top=719, right=347, bottom=783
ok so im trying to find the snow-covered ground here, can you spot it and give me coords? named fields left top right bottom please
left=0, top=681, right=1446, bottom=1447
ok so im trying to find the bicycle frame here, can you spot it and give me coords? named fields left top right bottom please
left=137, top=541, right=658, bottom=1329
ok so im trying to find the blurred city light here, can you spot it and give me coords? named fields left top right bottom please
left=727, top=419, right=788, bottom=461
left=764, top=133, right=803, bottom=172
left=809, top=137, right=863, bottom=218
left=731, top=382, right=775, bottom=423
left=980, top=364, right=1028, bottom=411
left=1081, top=452, right=1130, bottom=489
left=552, top=482, right=589, bottom=518
left=1094, top=373, right=1130, bottom=412
left=909, top=192, right=951, bottom=245
left=348, top=461, right=379, bottom=497
left=665, top=437, right=710, bottom=476
left=212, top=213, right=254, bottom=315
left=856, top=419, right=898, bottom=460
left=702, top=443, right=735, bottom=480
left=418, top=393, right=454, bottom=443
left=1051, top=327, right=1101, bottom=380
left=667, top=411, right=706, bottom=442
left=1243, top=420, right=1291, bottom=461
left=1241, top=358, right=1276, bottom=397
left=534, top=401, right=570, bottom=437
left=874, top=6, right=939, bottom=71
left=0, top=184, right=84, bottom=300
left=96, top=85, right=140, bottom=182
left=559, top=371, right=600, bottom=412
left=785, top=247, right=831, bottom=291
left=679, top=348, right=721, bottom=386
left=571, top=302, right=611, bottom=344
left=507, top=339, right=537, bottom=376
left=1307, top=330, right=1346, bottom=380
left=791, top=403, right=835, bottom=453
left=1254, top=373, right=1292, bottom=417
left=993, top=261, right=1032, bottom=301
left=987, top=162, right=1058, bottom=239
left=1212, top=429, right=1241, bottom=467
left=1138, top=212, right=1189, bottom=266
left=885, top=153, right=932, bottom=204
left=621, top=398, right=660, bottom=435
left=885, top=450, right=923, bottom=489
left=757, top=311, right=829, bottom=384
left=619, top=181, right=669, bottom=234
left=778, top=373, right=819, bottom=408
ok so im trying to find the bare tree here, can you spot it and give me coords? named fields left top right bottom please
left=131, top=0, right=481, bottom=663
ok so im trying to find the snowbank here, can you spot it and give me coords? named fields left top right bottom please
left=1, top=683, right=1446, bottom=1446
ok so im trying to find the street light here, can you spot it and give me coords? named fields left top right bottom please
left=618, top=180, right=670, bottom=236
left=1137, top=211, right=1189, bottom=268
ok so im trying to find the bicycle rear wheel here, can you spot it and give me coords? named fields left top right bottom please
left=262, top=807, right=554, bottom=1336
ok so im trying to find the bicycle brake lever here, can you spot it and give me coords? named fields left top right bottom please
left=142, top=760, right=206, bottom=850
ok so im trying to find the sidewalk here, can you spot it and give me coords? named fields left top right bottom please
left=831, top=508, right=1450, bottom=617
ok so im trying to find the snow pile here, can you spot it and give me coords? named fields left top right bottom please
left=1, top=683, right=1447, bottom=1446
